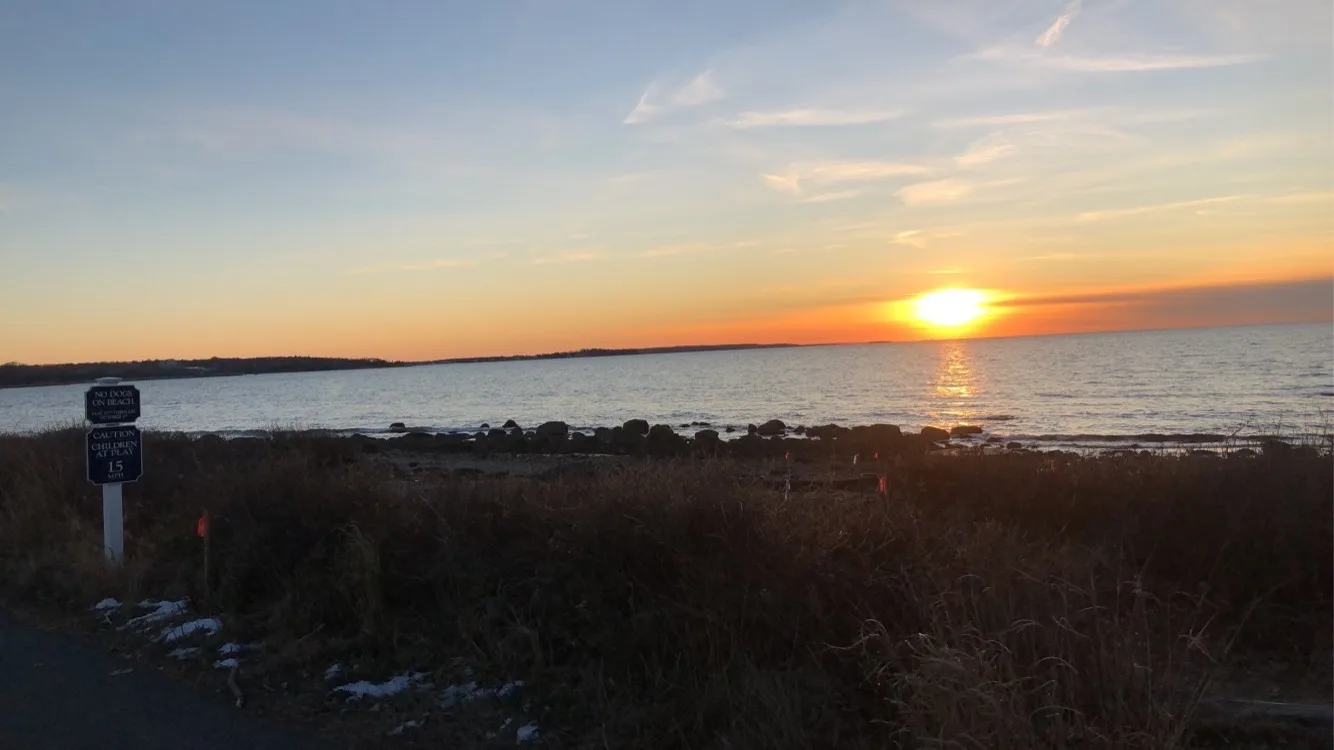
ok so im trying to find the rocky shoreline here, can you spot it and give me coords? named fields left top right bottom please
left=355, top=419, right=1305, bottom=461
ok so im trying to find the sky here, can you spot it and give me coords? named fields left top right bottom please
left=1, top=0, right=1331, bottom=364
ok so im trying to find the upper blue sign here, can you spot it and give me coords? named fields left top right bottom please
left=85, top=385, right=141, bottom=424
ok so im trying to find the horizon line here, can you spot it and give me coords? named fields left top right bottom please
left=5, top=319, right=1328, bottom=369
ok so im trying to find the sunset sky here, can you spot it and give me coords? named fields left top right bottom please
left=2, top=0, right=1331, bottom=364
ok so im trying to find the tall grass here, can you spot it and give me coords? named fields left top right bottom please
left=0, top=429, right=1328, bottom=748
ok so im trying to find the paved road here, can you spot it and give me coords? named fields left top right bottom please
left=0, top=610, right=330, bottom=750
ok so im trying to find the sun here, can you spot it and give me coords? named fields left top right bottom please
left=913, top=289, right=987, bottom=328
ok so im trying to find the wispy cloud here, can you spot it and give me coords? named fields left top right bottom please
left=624, top=71, right=724, bottom=125
left=727, top=107, right=902, bottom=129
left=1036, top=0, right=1081, bottom=48
left=763, top=160, right=932, bottom=195
left=345, top=258, right=476, bottom=275
left=892, top=228, right=965, bottom=249
left=954, top=136, right=1015, bottom=168
left=674, top=71, right=724, bottom=106
left=1264, top=191, right=1334, bottom=205
left=762, top=173, right=803, bottom=194
left=980, top=48, right=1265, bottom=73
left=1078, top=195, right=1248, bottom=221
left=1049, top=52, right=1265, bottom=72
left=936, top=108, right=1096, bottom=129
left=896, top=179, right=977, bottom=206
left=533, top=250, right=602, bottom=265
left=799, top=189, right=865, bottom=204
left=893, top=230, right=927, bottom=249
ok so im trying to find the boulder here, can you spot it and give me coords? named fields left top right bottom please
left=594, top=426, right=615, bottom=445
left=694, top=429, right=720, bottom=442
left=921, top=426, right=950, bottom=442
left=1005, top=441, right=1023, bottom=451
left=623, top=418, right=650, bottom=436
left=855, top=424, right=902, bottom=441
left=479, top=423, right=490, bottom=430
left=805, top=424, right=844, bottom=440
left=487, top=427, right=507, bottom=439
left=616, top=430, right=648, bottom=455
left=502, top=419, right=519, bottom=429
left=793, top=425, right=806, bottom=435
left=725, top=426, right=736, bottom=433
left=950, top=425, right=984, bottom=437
left=507, top=431, right=531, bottom=453
left=747, top=424, right=759, bottom=435
left=388, top=422, right=407, bottom=433
left=756, top=419, right=786, bottom=436
left=728, top=433, right=768, bottom=458
left=569, top=432, right=592, bottom=453
left=646, top=425, right=687, bottom=456
left=536, top=421, right=569, bottom=439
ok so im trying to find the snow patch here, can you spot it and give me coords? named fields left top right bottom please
left=214, top=658, right=239, bottom=670
left=217, top=642, right=257, bottom=655
left=324, top=663, right=343, bottom=681
left=334, top=672, right=427, bottom=700
left=121, top=600, right=188, bottom=630
left=440, top=680, right=524, bottom=709
left=92, top=598, right=122, bottom=612
left=167, top=647, right=201, bottom=660
left=157, top=618, right=222, bottom=643
left=516, top=722, right=540, bottom=744
left=387, top=720, right=422, bottom=736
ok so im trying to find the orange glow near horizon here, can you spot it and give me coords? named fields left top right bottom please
left=913, top=289, right=989, bottom=329
left=2, top=272, right=1331, bottom=365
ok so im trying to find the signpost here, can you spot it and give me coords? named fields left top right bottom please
left=85, top=377, right=142, bottom=565
left=85, top=384, right=141, bottom=424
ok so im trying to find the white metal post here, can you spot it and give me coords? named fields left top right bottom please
left=94, top=376, right=125, bottom=566
left=103, top=482, right=124, bottom=564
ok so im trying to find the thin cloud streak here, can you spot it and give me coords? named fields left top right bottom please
left=1078, top=195, right=1249, bottom=221
left=1264, top=191, right=1334, bottom=205
left=799, top=189, right=864, bottom=204
left=1036, top=0, right=1081, bottom=48
left=727, top=108, right=902, bottom=129
left=980, top=48, right=1266, bottom=72
left=764, top=161, right=932, bottom=195
left=624, top=71, right=724, bottom=125
left=954, top=138, right=1015, bottom=167
left=936, top=108, right=1097, bottom=129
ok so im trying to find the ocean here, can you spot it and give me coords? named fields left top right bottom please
left=2, top=323, right=1330, bottom=447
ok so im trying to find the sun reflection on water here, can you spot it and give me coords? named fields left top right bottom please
left=929, top=341, right=980, bottom=425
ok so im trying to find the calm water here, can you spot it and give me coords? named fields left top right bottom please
left=2, top=324, right=1330, bottom=444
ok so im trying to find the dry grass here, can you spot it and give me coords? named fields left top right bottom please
left=0, top=429, right=1329, bottom=749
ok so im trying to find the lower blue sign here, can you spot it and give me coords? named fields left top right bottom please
left=87, top=426, right=143, bottom=485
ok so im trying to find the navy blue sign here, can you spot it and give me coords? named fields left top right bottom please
left=87, top=426, right=143, bottom=485
left=85, top=385, right=141, bottom=425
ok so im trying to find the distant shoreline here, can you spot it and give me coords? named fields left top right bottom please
left=4, top=319, right=1325, bottom=390
left=0, top=343, right=806, bottom=390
